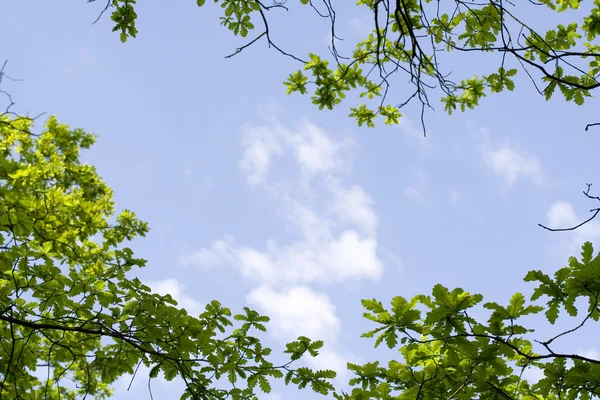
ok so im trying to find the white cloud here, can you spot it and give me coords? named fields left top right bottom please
left=239, top=124, right=283, bottom=186
left=236, top=247, right=278, bottom=284
left=305, top=348, right=350, bottom=381
left=238, top=118, right=351, bottom=186
left=522, top=365, right=544, bottom=383
left=247, top=286, right=339, bottom=342
left=220, top=227, right=382, bottom=286
left=246, top=286, right=351, bottom=381
left=288, top=121, right=343, bottom=175
left=481, top=142, right=543, bottom=188
left=180, top=237, right=235, bottom=268
left=329, top=184, right=377, bottom=236
left=320, top=231, right=381, bottom=280
left=185, top=114, right=383, bottom=286
left=547, top=202, right=578, bottom=228
left=285, top=200, right=333, bottom=246
left=546, top=202, right=600, bottom=243
left=145, top=279, right=203, bottom=317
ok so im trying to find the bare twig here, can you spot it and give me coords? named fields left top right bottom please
left=585, top=122, right=600, bottom=131
left=539, top=183, right=600, bottom=232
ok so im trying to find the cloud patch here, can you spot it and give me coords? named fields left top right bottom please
left=329, top=184, right=377, bottom=235
left=185, top=114, right=383, bottom=286
left=238, top=120, right=350, bottom=186
left=247, top=286, right=340, bottom=342
left=239, top=124, right=283, bottom=186
left=404, top=166, right=428, bottom=202
left=180, top=237, right=235, bottom=268
left=480, top=139, right=543, bottom=188
left=246, top=286, right=352, bottom=382
left=64, top=48, right=98, bottom=77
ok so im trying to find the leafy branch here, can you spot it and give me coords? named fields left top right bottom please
left=336, top=241, right=600, bottom=399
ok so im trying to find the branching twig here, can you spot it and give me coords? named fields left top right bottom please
left=539, top=183, right=600, bottom=232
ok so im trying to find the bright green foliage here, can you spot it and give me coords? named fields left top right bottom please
left=0, top=116, right=335, bottom=399
left=334, top=242, right=600, bottom=399
left=100, top=0, right=599, bottom=128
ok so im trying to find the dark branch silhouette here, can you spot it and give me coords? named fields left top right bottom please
left=538, top=183, right=600, bottom=232
left=585, top=122, right=600, bottom=131
left=538, top=123, right=600, bottom=232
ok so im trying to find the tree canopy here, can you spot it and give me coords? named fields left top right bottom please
left=96, top=0, right=600, bottom=130
left=0, top=115, right=336, bottom=399
left=337, top=241, right=600, bottom=399
left=2, top=114, right=599, bottom=399
left=1, top=1, right=599, bottom=399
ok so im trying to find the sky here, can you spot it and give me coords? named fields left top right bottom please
left=2, top=1, right=600, bottom=399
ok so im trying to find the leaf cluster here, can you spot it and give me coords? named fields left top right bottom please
left=333, top=242, right=600, bottom=399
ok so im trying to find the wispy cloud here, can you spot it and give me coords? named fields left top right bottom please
left=329, top=184, right=378, bottom=236
left=180, top=237, right=235, bottom=268
left=477, top=130, right=543, bottom=188
left=485, top=145, right=543, bottom=187
left=247, top=286, right=340, bottom=343
left=246, top=286, right=353, bottom=381
left=185, top=113, right=382, bottom=286
left=404, top=166, right=428, bottom=202
left=64, top=48, right=98, bottom=77
left=238, top=119, right=352, bottom=186
left=239, top=124, right=283, bottom=186
left=288, top=121, right=346, bottom=175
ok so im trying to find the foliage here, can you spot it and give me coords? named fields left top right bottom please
left=333, top=241, right=600, bottom=399
left=0, top=115, right=336, bottom=399
left=97, top=0, right=599, bottom=129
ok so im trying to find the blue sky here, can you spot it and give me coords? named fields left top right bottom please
left=3, top=2, right=600, bottom=399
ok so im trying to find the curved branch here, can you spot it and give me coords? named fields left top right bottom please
left=539, top=183, right=600, bottom=232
